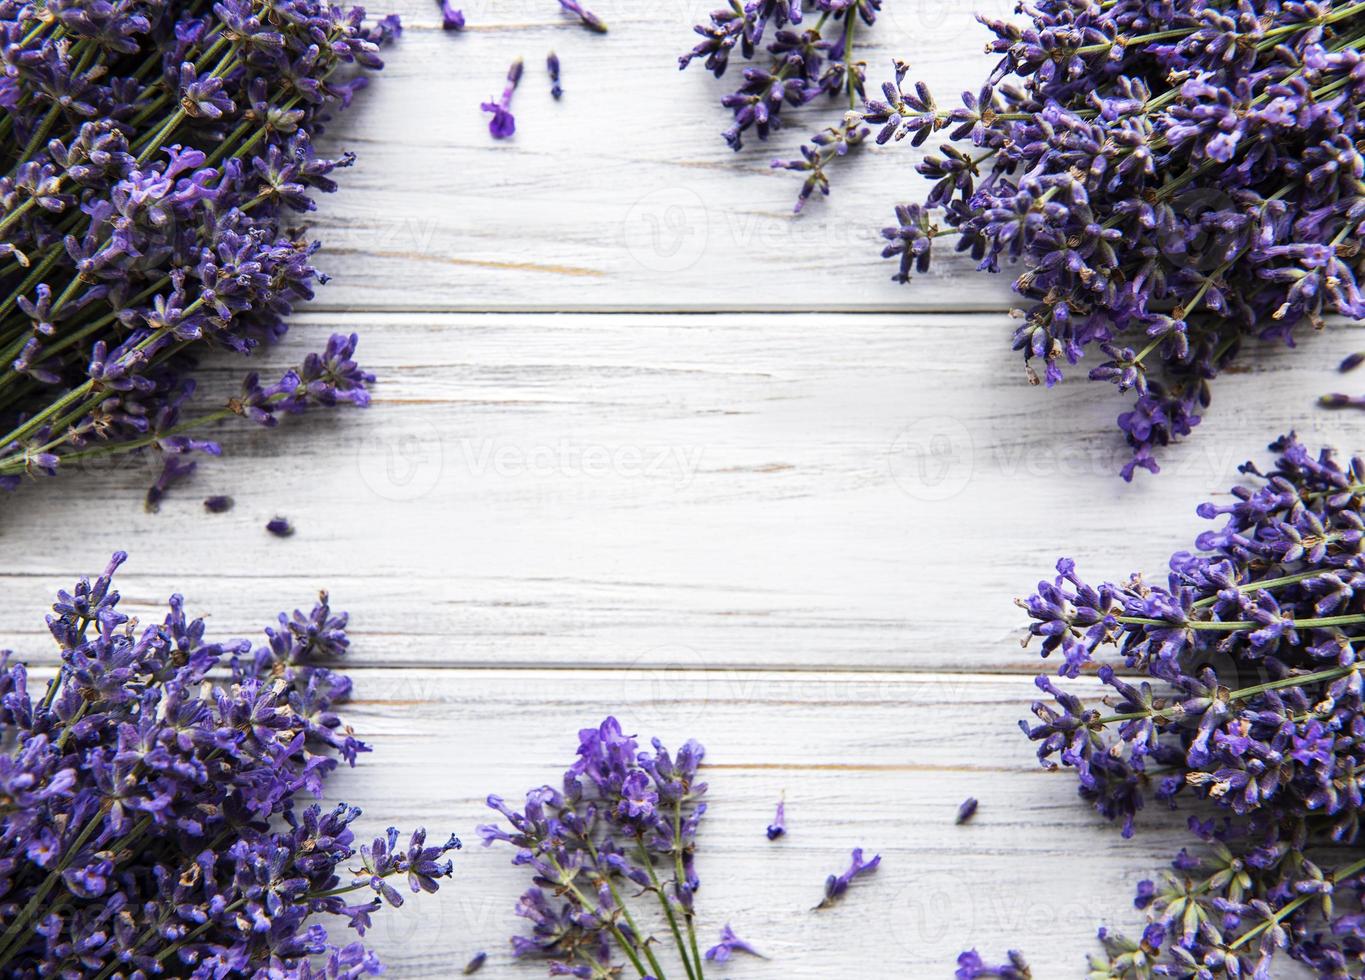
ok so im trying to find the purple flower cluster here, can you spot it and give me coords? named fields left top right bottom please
left=0, top=553, right=458, bottom=976
left=1017, top=434, right=1365, bottom=975
left=680, top=0, right=879, bottom=172
left=956, top=948, right=1031, bottom=979
left=0, top=0, right=397, bottom=499
left=876, top=0, right=1365, bottom=478
left=479, top=716, right=709, bottom=979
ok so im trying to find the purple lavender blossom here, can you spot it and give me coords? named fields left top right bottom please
left=557, top=0, right=607, bottom=33
left=0, top=0, right=396, bottom=499
left=481, top=717, right=708, bottom=978
left=873, top=2, right=1365, bottom=477
left=439, top=0, right=466, bottom=30
left=464, top=951, right=488, bottom=974
left=1015, top=434, right=1365, bottom=973
left=548, top=51, right=563, bottom=99
left=0, top=556, right=459, bottom=974
left=705, top=923, right=764, bottom=962
left=267, top=516, right=295, bottom=537
left=766, top=798, right=786, bottom=839
left=482, top=58, right=525, bottom=139
left=956, top=949, right=1031, bottom=979
left=204, top=494, right=235, bottom=513
left=955, top=797, right=978, bottom=824
left=814, top=847, right=880, bottom=909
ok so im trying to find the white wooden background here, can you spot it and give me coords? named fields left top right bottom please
left=2, top=1, right=1362, bottom=975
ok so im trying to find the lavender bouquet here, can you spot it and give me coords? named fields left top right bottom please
left=0, top=552, right=458, bottom=976
left=1018, top=435, right=1365, bottom=975
left=479, top=717, right=710, bottom=979
left=0, top=0, right=397, bottom=501
left=871, top=0, right=1365, bottom=478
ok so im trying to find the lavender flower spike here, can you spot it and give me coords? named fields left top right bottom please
left=766, top=798, right=786, bottom=840
left=814, top=847, right=881, bottom=909
left=557, top=0, right=606, bottom=33
left=483, top=58, right=525, bottom=139
left=705, top=924, right=765, bottom=962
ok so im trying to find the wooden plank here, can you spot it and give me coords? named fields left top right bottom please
left=302, top=0, right=1023, bottom=311
left=243, top=668, right=1216, bottom=978
left=3, top=312, right=1362, bottom=673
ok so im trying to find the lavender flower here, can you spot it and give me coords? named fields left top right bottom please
left=548, top=51, right=563, bottom=99
left=955, top=797, right=978, bottom=825
left=204, top=494, right=234, bottom=513
left=464, top=951, right=488, bottom=974
left=956, top=949, right=1031, bottom=979
left=0, top=555, right=459, bottom=974
left=0, top=0, right=397, bottom=499
left=705, top=923, right=764, bottom=962
left=870, top=1, right=1365, bottom=477
left=481, top=717, right=709, bottom=979
left=814, top=847, right=880, bottom=909
left=439, top=0, right=466, bottom=30
left=267, top=516, right=296, bottom=537
left=766, top=798, right=786, bottom=839
left=557, top=0, right=607, bottom=34
left=482, top=58, right=524, bottom=140
left=1013, top=434, right=1365, bottom=974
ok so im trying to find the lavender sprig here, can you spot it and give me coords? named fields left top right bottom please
left=870, top=0, right=1365, bottom=478
left=0, top=0, right=398, bottom=501
left=1012, top=433, right=1365, bottom=975
left=0, top=554, right=459, bottom=974
left=480, top=717, right=709, bottom=979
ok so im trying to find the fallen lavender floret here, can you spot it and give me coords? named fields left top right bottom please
left=548, top=51, right=563, bottom=99
left=204, top=494, right=234, bottom=513
left=680, top=0, right=878, bottom=153
left=0, top=0, right=398, bottom=500
left=439, top=0, right=466, bottom=30
left=813, top=847, right=879, bottom=909
left=479, top=717, right=709, bottom=979
left=267, top=515, right=295, bottom=537
left=0, top=553, right=459, bottom=974
left=482, top=58, right=524, bottom=139
left=872, top=0, right=1365, bottom=478
left=956, top=949, right=1031, bottom=979
left=463, top=951, right=488, bottom=974
left=955, top=797, right=977, bottom=825
left=1012, top=434, right=1365, bottom=975
left=557, top=0, right=607, bottom=33
left=705, top=923, right=764, bottom=962
left=766, top=797, right=786, bottom=839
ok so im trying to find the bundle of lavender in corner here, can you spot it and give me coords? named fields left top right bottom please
left=0, top=0, right=398, bottom=502
left=873, top=1, right=1365, bottom=479
left=0, top=552, right=459, bottom=976
left=479, top=716, right=711, bottom=978
left=1014, top=435, right=1365, bottom=976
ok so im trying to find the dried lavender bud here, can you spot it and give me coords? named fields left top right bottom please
left=1340, top=351, right=1365, bottom=373
left=0, top=0, right=396, bottom=500
left=955, top=797, right=978, bottom=824
left=480, top=717, right=708, bottom=979
left=267, top=516, right=295, bottom=537
left=557, top=0, right=606, bottom=34
left=956, top=949, right=1031, bottom=979
left=1015, top=433, right=1365, bottom=974
left=463, top=951, right=488, bottom=974
left=874, top=2, right=1365, bottom=478
left=204, top=494, right=234, bottom=513
left=704, top=923, right=764, bottom=962
left=482, top=58, right=524, bottom=139
left=439, top=0, right=466, bottom=30
left=772, top=113, right=869, bottom=213
left=0, top=556, right=459, bottom=973
left=813, top=847, right=880, bottom=909
left=547, top=51, right=563, bottom=99
left=766, top=798, right=786, bottom=839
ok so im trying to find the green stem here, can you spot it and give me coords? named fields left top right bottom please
left=1117, top=612, right=1365, bottom=631
left=1097, top=664, right=1356, bottom=725
left=671, top=801, right=705, bottom=980
left=634, top=836, right=698, bottom=980
left=1228, top=856, right=1365, bottom=950
left=0, top=805, right=106, bottom=963
left=546, top=855, right=652, bottom=979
